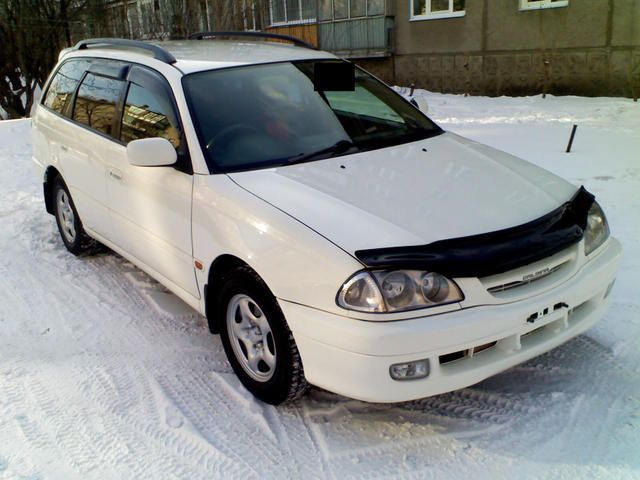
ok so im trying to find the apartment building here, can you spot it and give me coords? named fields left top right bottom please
left=110, top=0, right=640, bottom=97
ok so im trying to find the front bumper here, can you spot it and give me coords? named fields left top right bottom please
left=280, top=238, right=622, bottom=403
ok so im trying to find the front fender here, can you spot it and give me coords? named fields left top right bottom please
left=192, top=174, right=364, bottom=316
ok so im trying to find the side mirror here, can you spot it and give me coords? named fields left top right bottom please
left=410, top=96, right=429, bottom=114
left=127, top=137, right=177, bottom=167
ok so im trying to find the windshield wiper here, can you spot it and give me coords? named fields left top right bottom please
left=287, top=140, right=358, bottom=165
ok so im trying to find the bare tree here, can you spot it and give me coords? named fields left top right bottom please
left=0, top=0, right=109, bottom=119
left=0, top=0, right=265, bottom=118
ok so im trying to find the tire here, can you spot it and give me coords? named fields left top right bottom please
left=52, top=176, right=98, bottom=256
left=217, top=266, right=309, bottom=405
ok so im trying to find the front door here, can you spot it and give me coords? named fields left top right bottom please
left=105, top=66, right=199, bottom=299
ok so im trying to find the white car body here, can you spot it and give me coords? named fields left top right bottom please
left=32, top=38, right=622, bottom=403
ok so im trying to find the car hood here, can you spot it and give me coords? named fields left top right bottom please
left=229, top=132, right=577, bottom=256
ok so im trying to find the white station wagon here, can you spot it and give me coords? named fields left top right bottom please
left=32, top=33, right=622, bottom=404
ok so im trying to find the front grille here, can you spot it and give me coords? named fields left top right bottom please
left=439, top=341, right=498, bottom=365
left=439, top=350, right=467, bottom=364
left=487, top=263, right=564, bottom=294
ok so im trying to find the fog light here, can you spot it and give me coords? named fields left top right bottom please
left=389, top=359, right=429, bottom=380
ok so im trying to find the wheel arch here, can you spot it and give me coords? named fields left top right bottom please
left=205, top=254, right=274, bottom=334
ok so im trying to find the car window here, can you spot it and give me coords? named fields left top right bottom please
left=184, top=62, right=351, bottom=170
left=324, top=81, right=406, bottom=125
left=120, top=82, right=181, bottom=149
left=42, top=59, right=92, bottom=116
left=183, top=60, right=441, bottom=173
left=72, top=73, right=125, bottom=137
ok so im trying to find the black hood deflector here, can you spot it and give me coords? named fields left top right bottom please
left=355, top=186, right=595, bottom=278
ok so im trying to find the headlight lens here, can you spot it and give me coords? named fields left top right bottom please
left=584, top=201, right=610, bottom=256
left=337, top=271, right=386, bottom=313
left=421, top=272, right=452, bottom=303
left=380, top=271, right=415, bottom=308
left=337, top=270, right=463, bottom=313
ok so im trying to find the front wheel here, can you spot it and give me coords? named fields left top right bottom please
left=218, top=267, right=309, bottom=404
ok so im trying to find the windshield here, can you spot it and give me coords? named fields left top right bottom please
left=183, top=60, right=442, bottom=173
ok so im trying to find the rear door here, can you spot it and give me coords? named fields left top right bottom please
left=67, top=63, right=128, bottom=236
left=104, top=65, right=199, bottom=298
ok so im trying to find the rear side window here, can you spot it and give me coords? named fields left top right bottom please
left=120, top=83, right=181, bottom=149
left=42, top=60, right=91, bottom=116
left=73, top=73, right=125, bottom=137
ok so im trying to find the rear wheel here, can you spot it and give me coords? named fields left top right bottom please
left=52, top=177, right=98, bottom=256
left=218, top=267, right=309, bottom=404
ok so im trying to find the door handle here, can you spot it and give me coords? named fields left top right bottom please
left=109, top=168, right=123, bottom=180
left=60, top=145, right=68, bottom=152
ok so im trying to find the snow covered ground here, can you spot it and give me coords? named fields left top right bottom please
left=0, top=93, right=639, bottom=479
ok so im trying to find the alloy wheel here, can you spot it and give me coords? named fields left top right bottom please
left=226, top=294, right=277, bottom=382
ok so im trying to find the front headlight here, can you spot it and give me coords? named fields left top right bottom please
left=584, top=201, right=610, bottom=256
left=337, top=270, right=464, bottom=313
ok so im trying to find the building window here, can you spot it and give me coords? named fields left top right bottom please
left=367, top=0, right=385, bottom=16
left=319, top=0, right=386, bottom=21
left=334, top=0, right=348, bottom=19
left=519, top=0, right=568, bottom=10
left=411, top=0, right=465, bottom=21
left=270, top=0, right=316, bottom=25
left=243, top=0, right=259, bottom=31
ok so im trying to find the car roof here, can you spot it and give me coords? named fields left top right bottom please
left=162, top=40, right=337, bottom=73
left=63, top=39, right=338, bottom=75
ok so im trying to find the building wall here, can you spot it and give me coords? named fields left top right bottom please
left=391, top=0, right=640, bottom=97
left=265, top=24, right=319, bottom=48
left=356, top=57, right=395, bottom=84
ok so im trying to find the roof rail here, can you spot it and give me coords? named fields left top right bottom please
left=72, top=38, right=177, bottom=64
left=189, top=31, right=316, bottom=50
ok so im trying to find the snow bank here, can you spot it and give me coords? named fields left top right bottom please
left=0, top=93, right=639, bottom=479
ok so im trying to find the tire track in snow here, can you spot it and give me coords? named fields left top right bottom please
left=529, top=336, right=639, bottom=466
left=408, top=388, right=538, bottom=424
left=157, top=372, right=272, bottom=478
left=73, top=360, right=243, bottom=479
left=3, top=191, right=268, bottom=478
left=211, top=374, right=327, bottom=479
left=24, top=374, right=104, bottom=474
